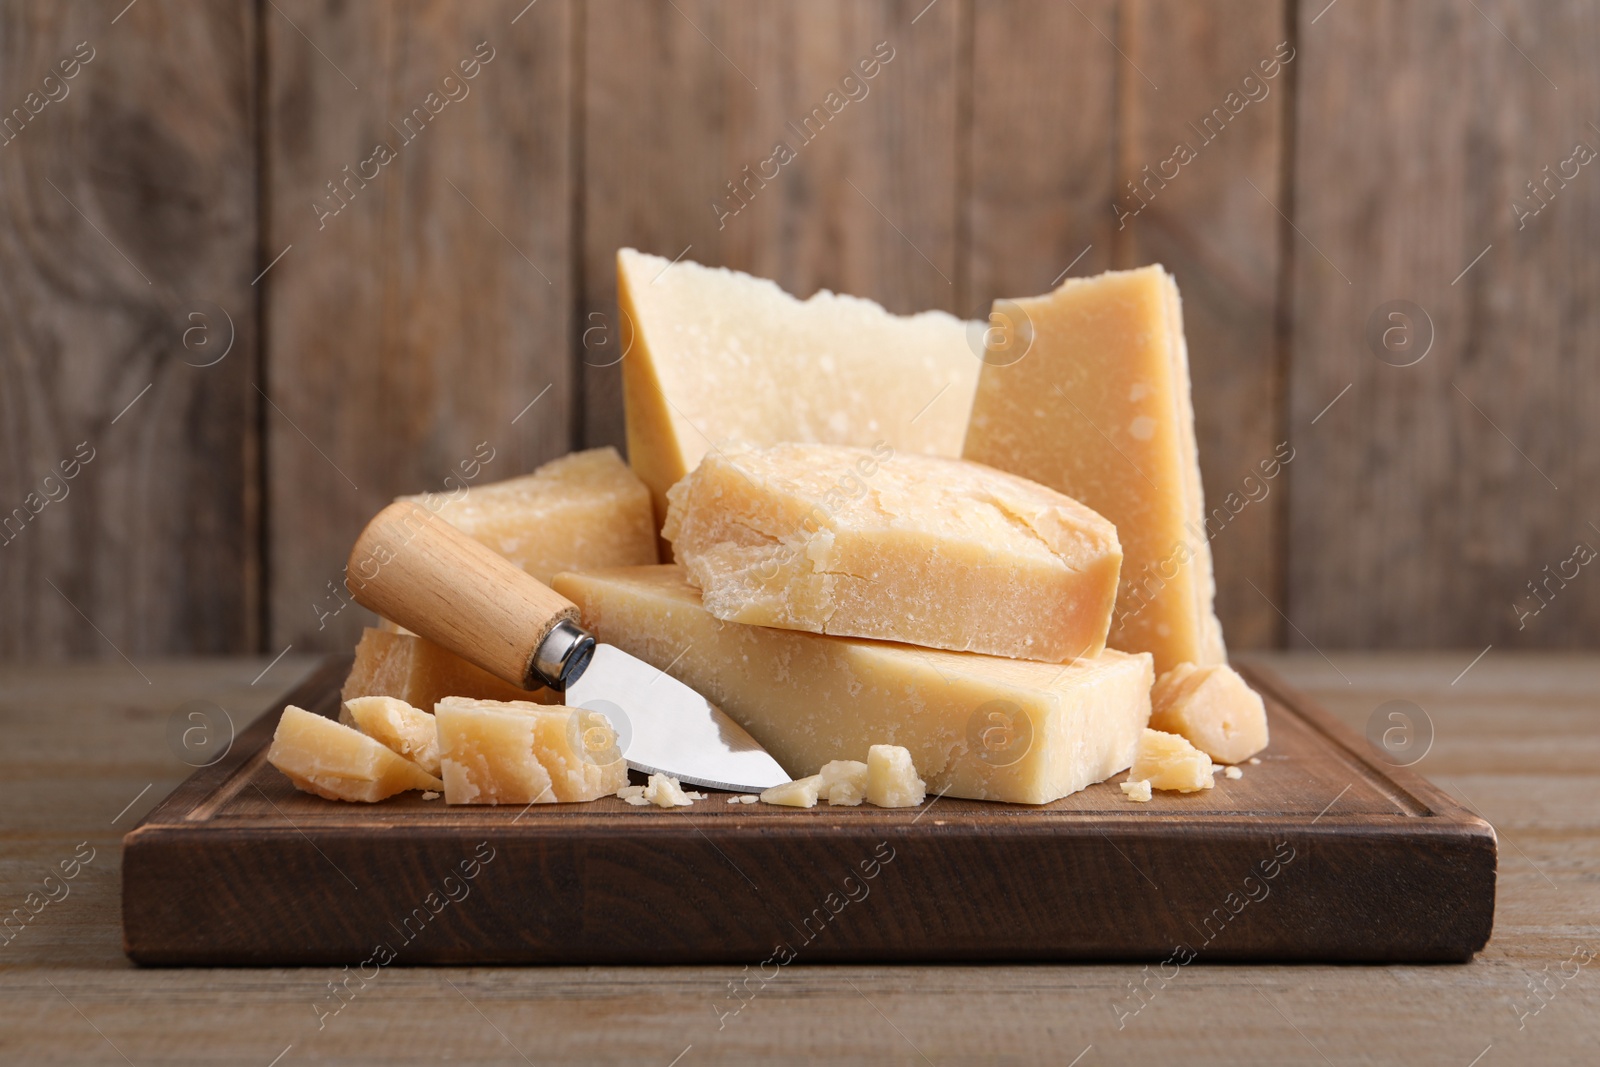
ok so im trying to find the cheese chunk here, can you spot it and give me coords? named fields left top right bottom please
left=616, top=248, right=981, bottom=528
left=761, top=775, right=823, bottom=808
left=435, top=698, right=627, bottom=805
left=340, top=695, right=441, bottom=776
left=963, top=266, right=1225, bottom=674
left=1120, top=779, right=1153, bottom=802
left=818, top=760, right=869, bottom=806
left=399, top=447, right=656, bottom=583
left=267, top=705, right=443, bottom=802
left=551, top=566, right=1153, bottom=805
left=342, top=627, right=554, bottom=710
left=642, top=773, right=694, bottom=808
left=866, top=745, right=926, bottom=808
left=1149, top=662, right=1269, bottom=764
left=664, top=443, right=1122, bottom=662
left=1129, top=728, right=1215, bottom=793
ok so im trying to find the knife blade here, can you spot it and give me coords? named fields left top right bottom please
left=345, top=501, right=790, bottom=793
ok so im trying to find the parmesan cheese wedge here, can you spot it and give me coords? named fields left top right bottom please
left=399, top=447, right=656, bottom=583
left=616, top=247, right=980, bottom=528
left=551, top=566, right=1153, bottom=805
left=1149, top=662, right=1269, bottom=764
left=435, top=698, right=627, bottom=805
left=340, top=695, right=441, bottom=776
left=963, top=265, right=1225, bottom=674
left=663, top=442, right=1122, bottom=662
left=267, top=705, right=443, bottom=803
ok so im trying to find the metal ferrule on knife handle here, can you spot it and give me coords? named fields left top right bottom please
left=346, top=501, right=592, bottom=691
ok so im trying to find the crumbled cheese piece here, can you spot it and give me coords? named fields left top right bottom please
left=867, top=745, right=927, bottom=808
left=421, top=790, right=440, bottom=800
left=761, top=775, right=824, bottom=808
left=1248, top=757, right=1261, bottom=765
left=616, top=785, right=646, bottom=799
left=1148, top=662, right=1268, bottom=764
left=1129, top=728, right=1215, bottom=793
left=623, top=795, right=650, bottom=806
left=1224, top=766, right=1243, bottom=780
left=1120, top=779, right=1153, bottom=802
left=642, top=773, right=694, bottom=808
left=818, top=760, right=869, bottom=806
left=737, top=794, right=758, bottom=804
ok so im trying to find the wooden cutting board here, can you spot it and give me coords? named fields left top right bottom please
left=122, top=658, right=1495, bottom=965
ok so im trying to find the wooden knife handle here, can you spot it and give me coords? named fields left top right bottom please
left=345, top=501, right=582, bottom=691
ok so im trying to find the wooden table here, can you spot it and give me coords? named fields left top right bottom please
left=2, top=652, right=1595, bottom=1065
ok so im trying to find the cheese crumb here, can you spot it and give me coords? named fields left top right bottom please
left=1129, top=728, right=1215, bottom=793
left=642, top=774, right=694, bottom=808
left=761, top=775, right=824, bottom=808
left=1148, top=662, right=1268, bottom=764
left=1248, top=757, right=1261, bottom=765
left=867, top=745, right=926, bottom=808
left=738, top=794, right=758, bottom=804
left=1224, top=766, right=1243, bottom=780
left=818, top=759, right=869, bottom=806
left=623, top=795, right=650, bottom=806
left=1120, top=779, right=1153, bottom=802
left=421, top=790, right=440, bottom=800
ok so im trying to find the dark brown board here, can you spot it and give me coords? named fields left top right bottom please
left=122, top=656, right=1495, bottom=965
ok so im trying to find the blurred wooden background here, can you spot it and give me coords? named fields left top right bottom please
left=1, top=0, right=1594, bottom=663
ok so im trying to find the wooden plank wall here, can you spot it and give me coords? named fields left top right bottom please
left=0, top=0, right=1594, bottom=663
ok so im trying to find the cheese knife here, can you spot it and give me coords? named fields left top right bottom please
left=345, top=501, right=790, bottom=792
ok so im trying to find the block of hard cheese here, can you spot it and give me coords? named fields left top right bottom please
left=435, top=697, right=627, bottom=806
left=1150, top=662, right=1268, bottom=764
left=341, top=627, right=555, bottom=710
left=551, top=566, right=1153, bottom=805
left=267, top=705, right=443, bottom=803
left=963, top=265, right=1226, bottom=674
left=664, top=442, right=1122, bottom=662
left=400, top=447, right=656, bottom=583
left=617, top=247, right=981, bottom=528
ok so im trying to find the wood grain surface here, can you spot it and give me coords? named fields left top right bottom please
left=3, top=0, right=1596, bottom=663
left=3, top=651, right=1595, bottom=1063
left=1286, top=0, right=1600, bottom=649
left=0, top=0, right=258, bottom=658
left=262, top=0, right=577, bottom=653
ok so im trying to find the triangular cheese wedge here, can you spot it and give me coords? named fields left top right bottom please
left=617, top=248, right=981, bottom=527
left=963, top=265, right=1226, bottom=674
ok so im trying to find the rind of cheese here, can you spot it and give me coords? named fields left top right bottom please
left=866, top=745, right=926, bottom=808
left=268, top=705, right=443, bottom=802
left=963, top=265, right=1226, bottom=674
left=1149, top=662, right=1269, bottom=765
left=399, top=447, right=656, bottom=584
left=1129, top=728, right=1215, bottom=793
left=342, top=627, right=555, bottom=710
left=616, top=247, right=981, bottom=529
left=340, top=695, right=441, bottom=776
left=663, top=442, right=1122, bottom=662
left=435, top=698, right=627, bottom=805
left=761, top=775, right=823, bottom=808
left=818, top=760, right=869, bottom=806
left=552, top=566, right=1153, bottom=805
